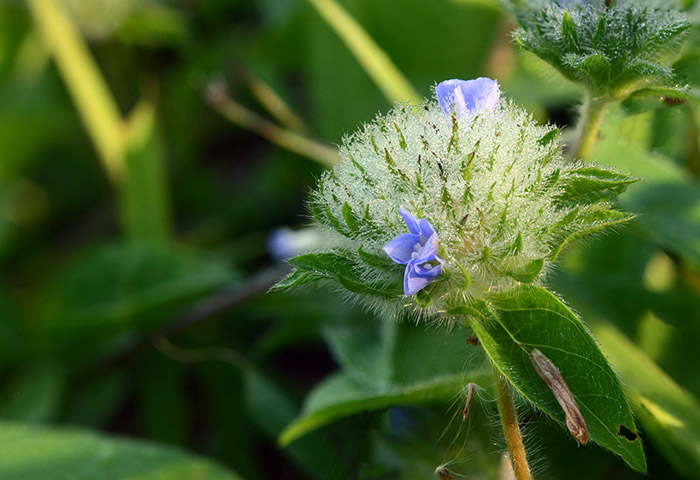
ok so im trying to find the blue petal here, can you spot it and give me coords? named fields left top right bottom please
left=413, top=262, right=443, bottom=278
left=404, top=264, right=433, bottom=296
left=436, top=78, right=500, bottom=116
left=404, top=261, right=443, bottom=295
left=417, top=218, right=435, bottom=239
left=399, top=206, right=420, bottom=235
left=384, top=233, right=420, bottom=265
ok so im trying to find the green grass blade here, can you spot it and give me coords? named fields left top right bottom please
left=307, top=0, right=421, bottom=104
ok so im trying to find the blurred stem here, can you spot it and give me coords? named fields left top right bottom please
left=27, top=0, right=171, bottom=243
left=495, top=369, right=532, bottom=480
left=235, top=65, right=309, bottom=134
left=205, top=82, right=339, bottom=167
left=154, top=337, right=247, bottom=370
left=121, top=95, right=171, bottom=244
left=306, top=0, right=421, bottom=104
left=571, top=93, right=608, bottom=160
left=484, top=17, right=517, bottom=81
left=27, top=0, right=124, bottom=182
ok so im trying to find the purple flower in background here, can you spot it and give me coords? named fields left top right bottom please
left=436, top=78, right=500, bottom=117
left=268, top=227, right=322, bottom=261
left=383, top=207, right=444, bottom=296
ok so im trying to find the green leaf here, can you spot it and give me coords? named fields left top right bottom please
left=38, top=243, right=234, bottom=356
left=273, top=269, right=321, bottom=290
left=357, top=245, right=397, bottom=272
left=279, top=372, right=485, bottom=446
left=468, top=285, right=646, bottom=472
left=549, top=207, right=636, bottom=261
left=537, top=128, right=559, bottom=146
left=591, top=108, right=700, bottom=267
left=555, top=167, right=638, bottom=207
left=342, top=202, right=361, bottom=232
left=281, top=322, right=490, bottom=445
left=278, top=251, right=401, bottom=298
left=624, top=85, right=691, bottom=101
left=561, top=12, right=579, bottom=50
left=504, top=258, right=544, bottom=283
left=0, top=421, right=243, bottom=480
left=592, top=322, right=700, bottom=478
left=576, top=54, right=611, bottom=91
left=323, top=317, right=396, bottom=388
left=0, top=362, right=66, bottom=423
left=288, top=251, right=353, bottom=276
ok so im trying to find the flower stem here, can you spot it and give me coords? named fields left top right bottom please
left=495, top=369, right=532, bottom=480
left=571, top=93, right=608, bottom=161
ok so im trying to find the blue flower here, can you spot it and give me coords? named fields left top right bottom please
left=383, top=207, right=444, bottom=296
left=436, top=78, right=500, bottom=117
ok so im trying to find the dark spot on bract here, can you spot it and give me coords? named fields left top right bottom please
left=618, top=425, right=638, bottom=442
left=465, top=335, right=480, bottom=346
left=664, top=97, right=686, bottom=106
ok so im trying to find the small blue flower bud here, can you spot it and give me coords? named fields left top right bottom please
left=436, top=78, right=500, bottom=116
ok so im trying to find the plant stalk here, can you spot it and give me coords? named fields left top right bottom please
left=28, top=0, right=172, bottom=244
left=571, top=93, right=608, bottom=161
left=495, top=369, right=533, bottom=480
left=27, top=0, right=124, bottom=183
left=205, top=82, right=339, bottom=167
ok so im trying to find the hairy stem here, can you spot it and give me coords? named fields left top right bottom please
left=571, top=93, right=608, bottom=161
left=495, top=369, right=533, bottom=480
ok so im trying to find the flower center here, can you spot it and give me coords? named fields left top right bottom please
left=411, top=241, right=423, bottom=260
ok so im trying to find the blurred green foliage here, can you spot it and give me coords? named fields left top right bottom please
left=0, top=0, right=698, bottom=478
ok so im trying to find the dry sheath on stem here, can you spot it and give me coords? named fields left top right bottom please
left=530, top=348, right=589, bottom=444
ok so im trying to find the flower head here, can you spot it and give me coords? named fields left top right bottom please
left=509, top=0, right=690, bottom=100
left=276, top=78, right=636, bottom=321
left=383, top=207, right=444, bottom=296
left=436, top=78, right=500, bottom=117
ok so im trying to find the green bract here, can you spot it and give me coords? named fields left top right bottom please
left=508, top=1, right=691, bottom=100
left=276, top=95, right=637, bottom=320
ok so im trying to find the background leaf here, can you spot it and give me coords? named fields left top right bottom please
left=280, top=321, right=490, bottom=445
left=0, top=421, right=243, bottom=480
left=593, top=321, right=700, bottom=478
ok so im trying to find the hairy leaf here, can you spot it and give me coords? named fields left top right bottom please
left=555, top=167, right=638, bottom=207
left=468, top=285, right=646, bottom=472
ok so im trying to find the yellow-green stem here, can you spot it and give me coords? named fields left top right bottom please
left=28, top=0, right=171, bottom=243
left=27, top=0, right=124, bottom=183
left=495, top=369, right=533, bottom=480
left=571, top=93, right=608, bottom=160
left=306, top=0, right=420, bottom=104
